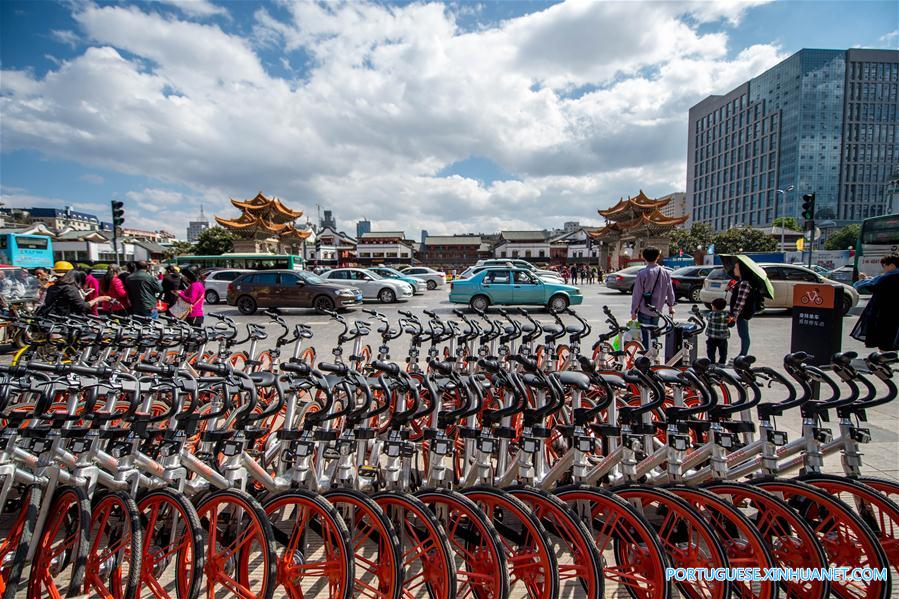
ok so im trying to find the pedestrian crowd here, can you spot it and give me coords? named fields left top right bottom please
left=557, top=264, right=601, bottom=285
left=28, top=260, right=206, bottom=325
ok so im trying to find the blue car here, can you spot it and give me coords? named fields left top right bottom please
left=449, top=267, right=583, bottom=312
left=368, top=267, right=427, bottom=294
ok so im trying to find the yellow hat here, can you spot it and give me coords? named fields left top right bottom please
left=53, top=260, right=74, bottom=272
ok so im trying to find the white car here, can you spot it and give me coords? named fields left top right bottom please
left=202, top=269, right=252, bottom=304
left=400, top=267, right=446, bottom=290
left=699, top=263, right=859, bottom=315
left=476, top=259, right=563, bottom=282
left=322, top=268, right=414, bottom=303
left=457, top=265, right=563, bottom=284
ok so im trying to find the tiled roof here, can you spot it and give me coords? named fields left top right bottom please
left=499, top=231, right=549, bottom=242
left=424, top=235, right=482, bottom=246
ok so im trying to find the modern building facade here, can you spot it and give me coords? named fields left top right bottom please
left=356, top=219, right=371, bottom=238
left=687, top=48, right=898, bottom=231
left=187, top=206, right=209, bottom=242
left=658, top=192, right=689, bottom=225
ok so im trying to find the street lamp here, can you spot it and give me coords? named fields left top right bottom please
left=774, top=185, right=795, bottom=251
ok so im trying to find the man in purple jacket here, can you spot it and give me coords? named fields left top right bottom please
left=630, top=246, right=676, bottom=348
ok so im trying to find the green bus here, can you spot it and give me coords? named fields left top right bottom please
left=854, top=213, right=899, bottom=278
left=173, top=253, right=305, bottom=271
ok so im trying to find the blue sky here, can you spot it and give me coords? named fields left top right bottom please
left=1, top=0, right=896, bottom=237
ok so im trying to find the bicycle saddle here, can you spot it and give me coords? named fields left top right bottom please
left=249, top=371, right=277, bottom=387
left=555, top=371, right=591, bottom=392
left=651, top=368, right=685, bottom=385
left=542, top=324, right=564, bottom=335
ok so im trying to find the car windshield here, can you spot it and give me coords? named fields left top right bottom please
left=0, top=268, right=42, bottom=302
left=364, top=270, right=383, bottom=280
left=299, top=271, right=325, bottom=285
left=708, top=268, right=731, bottom=280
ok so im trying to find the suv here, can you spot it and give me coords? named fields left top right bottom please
left=699, top=263, right=859, bottom=315
left=202, top=269, right=251, bottom=304
left=227, top=270, right=362, bottom=315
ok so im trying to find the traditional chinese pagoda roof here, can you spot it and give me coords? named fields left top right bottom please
left=215, top=192, right=307, bottom=239
left=589, top=208, right=688, bottom=241
left=599, top=190, right=673, bottom=222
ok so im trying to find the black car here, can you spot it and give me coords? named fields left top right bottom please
left=670, top=266, right=714, bottom=303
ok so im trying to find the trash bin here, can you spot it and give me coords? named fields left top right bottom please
left=665, top=322, right=699, bottom=366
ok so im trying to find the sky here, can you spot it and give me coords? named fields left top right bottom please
left=1, top=0, right=897, bottom=239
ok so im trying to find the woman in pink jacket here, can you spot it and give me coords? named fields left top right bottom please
left=100, top=265, right=129, bottom=314
left=176, top=267, right=205, bottom=326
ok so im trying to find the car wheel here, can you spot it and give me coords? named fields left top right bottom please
left=205, top=289, right=220, bottom=304
left=426, top=279, right=437, bottom=290
left=469, top=295, right=489, bottom=313
left=236, top=295, right=257, bottom=315
left=547, top=294, right=569, bottom=312
left=618, top=289, right=628, bottom=294
left=841, top=294, right=852, bottom=316
left=313, top=295, right=336, bottom=314
left=689, top=287, right=702, bottom=303
left=378, top=288, right=396, bottom=303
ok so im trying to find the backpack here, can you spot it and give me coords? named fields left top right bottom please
left=742, top=285, right=765, bottom=320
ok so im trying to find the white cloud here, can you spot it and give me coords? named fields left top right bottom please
left=150, top=0, right=229, bottom=19
left=880, top=30, right=898, bottom=47
left=0, top=0, right=783, bottom=237
left=50, top=29, right=80, bottom=48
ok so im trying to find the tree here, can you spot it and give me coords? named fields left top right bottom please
left=772, top=216, right=801, bottom=231
left=713, top=227, right=778, bottom=254
left=164, top=241, right=195, bottom=260
left=193, top=227, right=234, bottom=256
left=667, top=223, right=716, bottom=255
left=824, top=224, right=860, bottom=250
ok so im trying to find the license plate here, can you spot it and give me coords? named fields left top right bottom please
left=711, top=282, right=721, bottom=288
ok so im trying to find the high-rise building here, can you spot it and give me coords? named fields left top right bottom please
left=321, top=210, right=336, bottom=230
left=356, top=219, right=371, bottom=238
left=687, top=48, right=899, bottom=231
left=420, top=230, right=429, bottom=244
left=187, top=205, right=210, bottom=242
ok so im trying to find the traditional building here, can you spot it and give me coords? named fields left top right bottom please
left=356, top=232, right=414, bottom=266
left=493, top=231, right=552, bottom=262
left=214, top=192, right=311, bottom=253
left=589, top=191, right=689, bottom=270
left=550, top=226, right=602, bottom=264
left=419, top=235, right=489, bottom=270
left=305, top=226, right=357, bottom=268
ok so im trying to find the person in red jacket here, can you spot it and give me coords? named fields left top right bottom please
left=100, top=265, right=129, bottom=315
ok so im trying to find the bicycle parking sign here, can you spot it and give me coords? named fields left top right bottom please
left=791, top=283, right=844, bottom=365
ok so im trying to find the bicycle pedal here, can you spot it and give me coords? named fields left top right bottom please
left=850, top=428, right=871, bottom=444
left=766, top=430, right=788, bottom=446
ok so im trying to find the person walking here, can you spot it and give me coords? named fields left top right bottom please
left=727, top=261, right=755, bottom=356
left=82, top=268, right=102, bottom=316
left=571, top=265, right=578, bottom=285
left=161, top=265, right=185, bottom=315
left=175, top=267, right=206, bottom=326
left=561, top=266, right=570, bottom=285
left=126, top=260, right=163, bottom=317
left=704, top=298, right=730, bottom=364
left=39, top=270, right=109, bottom=316
left=630, top=246, right=676, bottom=349
left=100, top=265, right=129, bottom=315
left=851, top=254, right=899, bottom=351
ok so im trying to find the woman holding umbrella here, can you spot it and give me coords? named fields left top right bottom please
left=721, top=255, right=773, bottom=357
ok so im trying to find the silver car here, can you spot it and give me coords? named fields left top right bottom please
left=322, top=268, right=414, bottom=303
left=476, top=259, right=563, bottom=282
left=400, top=266, right=447, bottom=290
left=699, top=263, right=859, bottom=315
left=202, top=269, right=252, bottom=304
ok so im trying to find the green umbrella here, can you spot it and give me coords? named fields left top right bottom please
left=719, top=254, right=775, bottom=299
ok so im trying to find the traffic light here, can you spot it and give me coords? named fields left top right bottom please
left=801, top=193, right=816, bottom=222
left=111, top=200, right=125, bottom=228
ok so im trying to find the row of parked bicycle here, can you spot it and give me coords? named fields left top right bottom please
left=0, top=305, right=895, bottom=599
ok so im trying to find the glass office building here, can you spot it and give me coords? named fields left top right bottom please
left=687, top=48, right=899, bottom=231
